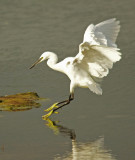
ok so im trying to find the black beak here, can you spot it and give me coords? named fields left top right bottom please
left=29, top=57, right=43, bottom=69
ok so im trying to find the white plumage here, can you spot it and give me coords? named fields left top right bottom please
left=30, top=18, right=122, bottom=117
left=83, top=18, right=120, bottom=47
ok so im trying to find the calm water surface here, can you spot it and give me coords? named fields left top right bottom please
left=0, top=0, right=135, bottom=160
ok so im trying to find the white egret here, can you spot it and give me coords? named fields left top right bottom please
left=30, top=18, right=121, bottom=118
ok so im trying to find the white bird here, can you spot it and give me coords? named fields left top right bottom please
left=30, top=18, right=121, bottom=118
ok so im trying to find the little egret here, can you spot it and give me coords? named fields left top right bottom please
left=30, top=18, right=122, bottom=118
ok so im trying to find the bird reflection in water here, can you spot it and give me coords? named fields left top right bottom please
left=44, top=118, right=116, bottom=160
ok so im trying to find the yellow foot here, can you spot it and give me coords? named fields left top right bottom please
left=44, top=102, right=59, bottom=112
left=42, top=110, right=53, bottom=120
left=42, top=110, right=59, bottom=120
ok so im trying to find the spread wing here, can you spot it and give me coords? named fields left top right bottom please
left=77, top=42, right=121, bottom=78
left=73, top=19, right=121, bottom=95
left=74, top=42, right=121, bottom=95
left=83, top=18, right=120, bottom=48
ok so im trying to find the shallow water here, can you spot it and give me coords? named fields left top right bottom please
left=0, top=0, right=135, bottom=160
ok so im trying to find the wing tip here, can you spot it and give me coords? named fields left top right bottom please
left=88, top=83, right=103, bottom=95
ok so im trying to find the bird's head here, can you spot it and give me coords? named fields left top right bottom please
left=29, top=52, right=49, bottom=69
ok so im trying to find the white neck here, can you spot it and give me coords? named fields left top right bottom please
left=46, top=52, right=58, bottom=70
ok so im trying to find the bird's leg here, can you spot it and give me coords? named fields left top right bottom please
left=42, top=93, right=74, bottom=119
left=44, top=93, right=74, bottom=112
left=52, top=93, right=74, bottom=112
left=57, top=94, right=74, bottom=105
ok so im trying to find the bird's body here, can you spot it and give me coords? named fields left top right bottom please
left=30, top=18, right=122, bottom=118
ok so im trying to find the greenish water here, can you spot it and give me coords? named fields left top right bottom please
left=0, top=0, right=135, bottom=159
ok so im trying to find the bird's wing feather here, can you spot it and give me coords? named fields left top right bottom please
left=74, top=42, right=121, bottom=95
left=76, top=42, right=121, bottom=79
left=83, top=18, right=120, bottom=48
left=72, top=19, right=121, bottom=95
